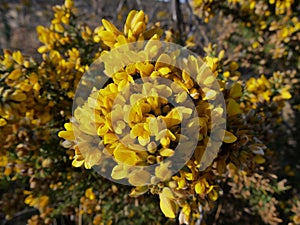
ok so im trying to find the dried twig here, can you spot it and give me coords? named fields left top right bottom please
left=185, top=0, right=209, bottom=46
left=213, top=203, right=222, bottom=225
left=171, top=0, right=184, bottom=39
left=78, top=204, right=82, bottom=225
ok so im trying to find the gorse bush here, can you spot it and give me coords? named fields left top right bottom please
left=0, top=0, right=299, bottom=224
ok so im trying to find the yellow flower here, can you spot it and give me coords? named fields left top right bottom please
left=0, top=155, right=8, bottom=167
left=58, top=123, right=75, bottom=141
left=85, top=188, right=96, bottom=200
left=159, top=187, right=178, bottom=218
left=244, top=73, right=291, bottom=111
left=223, top=130, right=238, bottom=143
left=128, top=169, right=151, bottom=186
left=0, top=118, right=7, bottom=127
left=113, top=144, right=143, bottom=165
left=96, top=10, right=162, bottom=49
left=195, top=178, right=208, bottom=195
left=155, top=161, right=172, bottom=181
left=24, top=194, right=50, bottom=212
left=227, top=98, right=242, bottom=116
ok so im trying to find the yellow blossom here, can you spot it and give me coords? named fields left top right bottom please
left=85, top=188, right=96, bottom=200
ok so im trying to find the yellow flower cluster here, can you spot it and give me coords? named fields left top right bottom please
left=0, top=0, right=103, bottom=221
left=270, top=16, right=300, bottom=59
left=24, top=192, right=51, bottom=220
left=191, top=0, right=215, bottom=23
left=95, top=10, right=163, bottom=48
left=58, top=8, right=288, bottom=222
left=0, top=50, right=52, bottom=182
left=192, top=0, right=294, bottom=23
left=191, top=0, right=300, bottom=71
left=0, top=50, right=41, bottom=127
left=37, top=0, right=76, bottom=54
left=244, top=72, right=292, bottom=111
left=229, top=0, right=294, bottom=15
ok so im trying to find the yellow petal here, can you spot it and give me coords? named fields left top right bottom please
left=72, top=159, right=84, bottom=167
left=10, top=91, right=27, bottom=102
left=155, top=54, right=171, bottom=69
left=24, top=195, right=33, bottom=205
left=98, top=30, right=115, bottom=42
left=0, top=118, right=7, bottom=127
left=12, top=51, right=24, bottom=65
left=176, top=92, right=188, bottom=103
left=84, top=149, right=102, bottom=168
left=159, top=148, right=174, bottom=157
left=0, top=155, right=8, bottom=167
left=223, top=71, right=230, bottom=78
left=130, top=10, right=145, bottom=29
left=226, top=98, right=241, bottom=116
left=158, top=67, right=171, bottom=75
left=229, top=61, right=239, bottom=71
left=128, top=170, right=151, bottom=186
left=124, top=10, right=138, bottom=34
left=64, top=122, right=73, bottom=131
left=281, top=89, right=292, bottom=99
left=102, top=19, right=121, bottom=35
left=39, top=196, right=49, bottom=208
left=58, top=130, right=75, bottom=141
left=254, top=155, right=266, bottom=164
left=85, top=188, right=96, bottom=200
left=218, top=50, right=225, bottom=60
left=8, top=69, right=22, bottom=80
left=64, top=0, right=74, bottom=8
left=129, top=186, right=148, bottom=197
left=203, top=89, right=217, bottom=100
left=4, top=167, right=12, bottom=176
left=160, top=137, right=170, bottom=148
left=135, top=62, right=154, bottom=77
left=195, top=180, right=206, bottom=194
left=155, top=162, right=172, bottom=180
left=114, top=148, right=140, bottom=165
left=38, top=45, right=50, bottom=54
left=132, top=21, right=145, bottom=35
left=111, top=164, right=128, bottom=180
left=223, top=130, right=237, bottom=143
left=103, top=133, right=118, bottom=144
left=208, top=188, right=218, bottom=201
left=163, top=109, right=181, bottom=127
left=229, top=83, right=243, bottom=99
left=19, top=81, right=32, bottom=92
left=148, top=117, right=165, bottom=136
left=159, top=187, right=177, bottom=219
left=131, top=123, right=148, bottom=138
left=138, top=136, right=150, bottom=146
left=33, top=83, right=41, bottom=92
left=203, top=76, right=215, bottom=86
